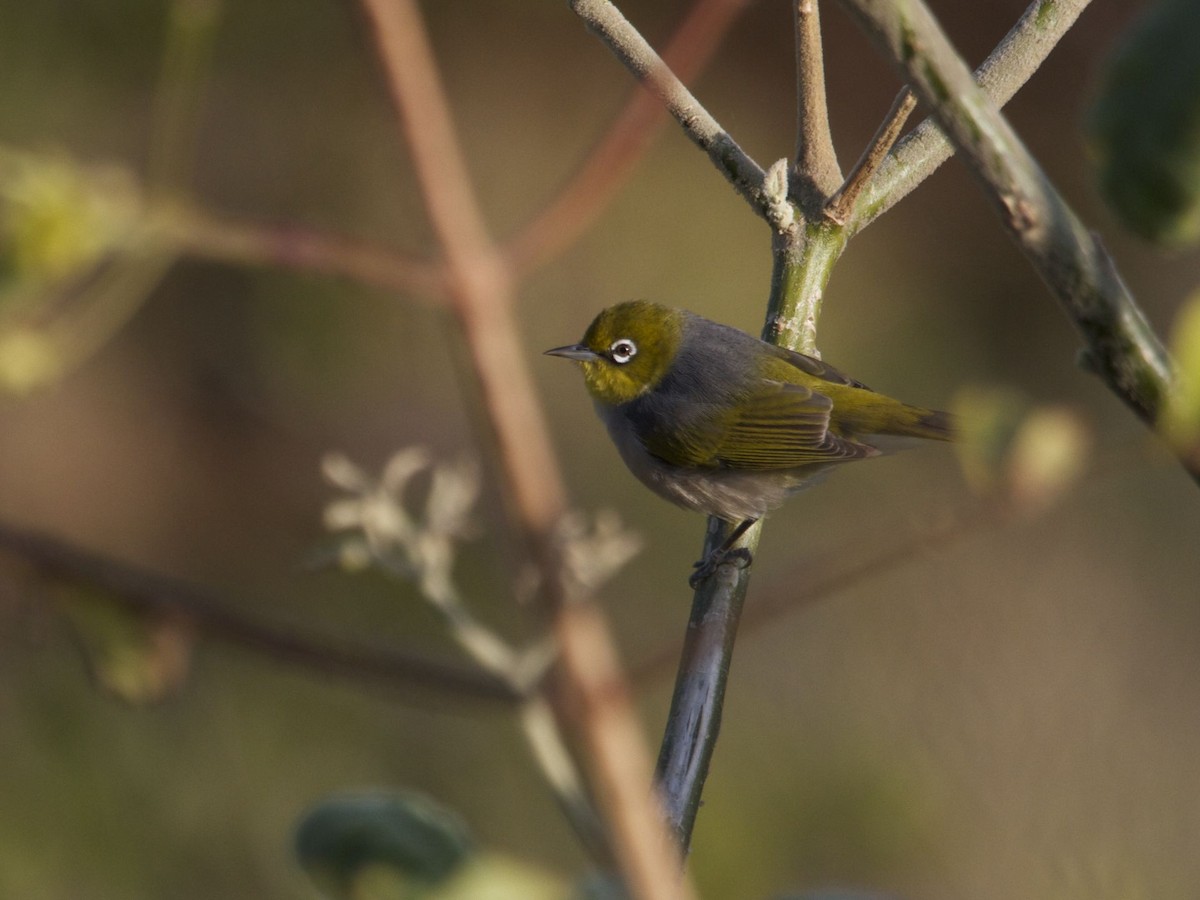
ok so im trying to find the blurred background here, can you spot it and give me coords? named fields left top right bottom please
left=2, top=0, right=1199, bottom=898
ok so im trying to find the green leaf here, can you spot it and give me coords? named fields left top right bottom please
left=429, top=854, right=566, bottom=900
left=57, top=585, right=194, bottom=705
left=570, top=872, right=629, bottom=900
left=1088, top=0, right=1200, bottom=246
left=294, top=791, right=474, bottom=899
left=1162, top=290, right=1200, bottom=462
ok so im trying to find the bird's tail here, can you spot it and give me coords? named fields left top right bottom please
left=901, top=405, right=955, bottom=442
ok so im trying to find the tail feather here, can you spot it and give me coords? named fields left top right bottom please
left=907, top=406, right=955, bottom=442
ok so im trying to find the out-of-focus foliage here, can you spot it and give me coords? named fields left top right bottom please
left=295, top=790, right=568, bottom=900
left=1162, top=290, right=1200, bottom=461
left=1088, top=0, right=1200, bottom=246
left=295, top=791, right=473, bottom=897
left=57, top=584, right=194, bottom=705
left=0, top=152, right=160, bottom=393
left=2, top=1, right=1200, bottom=899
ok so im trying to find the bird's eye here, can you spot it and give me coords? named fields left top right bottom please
left=609, top=339, right=637, bottom=364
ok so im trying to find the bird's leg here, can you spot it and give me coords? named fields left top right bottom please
left=689, top=517, right=757, bottom=588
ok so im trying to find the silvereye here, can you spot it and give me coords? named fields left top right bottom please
left=546, top=301, right=954, bottom=585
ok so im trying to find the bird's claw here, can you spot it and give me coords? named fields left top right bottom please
left=688, top=547, right=753, bottom=588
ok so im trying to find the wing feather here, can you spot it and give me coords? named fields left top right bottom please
left=639, top=379, right=877, bottom=470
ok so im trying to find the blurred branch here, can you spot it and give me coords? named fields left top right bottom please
left=164, top=203, right=447, bottom=300
left=792, top=0, right=842, bottom=210
left=568, top=0, right=770, bottom=218
left=838, top=0, right=1200, bottom=486
left=505, top=0, right=753, bottom=279
left=0, top=522, right=519, bottom=703
left=848, top=0, right=1092, bottom=232
left=358, top=1, right=691, bottom=897
left=147, top=0, right=222, bottom=197
left=321, top=449, right=615, bottom=865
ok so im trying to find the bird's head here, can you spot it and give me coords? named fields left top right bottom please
left=545, top=301, right=686, bottom=406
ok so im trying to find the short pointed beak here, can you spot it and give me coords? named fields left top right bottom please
left=544, top=343, right=601, bottom=362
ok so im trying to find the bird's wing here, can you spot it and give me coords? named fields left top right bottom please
left=641, top=380, right=877, bottom=470
left=712, top=380, right=878, bottom=469
left=774, top=346, right=873, bottom=391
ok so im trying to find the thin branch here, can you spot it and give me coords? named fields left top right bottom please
left=0, top=523, right=519, bottom=703
left=652, top=219, right=849, bottom=851
left=358, top=2, right=692, bottom=897
left=824, top=86, right=915, bottom=224
left=162, top=204, right=447, bottom=299
left=848, top=0, right=1092, bottom=232
left=837, top=0, right=1198, bottom=486
left=792, top=0, right=843, bottom=210
left=505, top=0, right=753, bottom=279
left=654, top=518, right=760, bottom=847
left=634, top=507, right=992, bottom=686
left=568, top=0, right=770, bottom=218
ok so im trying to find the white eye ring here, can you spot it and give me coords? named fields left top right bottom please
left=609, top=339, right=637, bottom=364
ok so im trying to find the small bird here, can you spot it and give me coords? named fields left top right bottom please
left=546, top=301, right=954, bottom=585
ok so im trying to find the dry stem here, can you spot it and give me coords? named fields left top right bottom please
left=358, top=1, right=692, bottom=896
left=824, top=86, right=915, bottom=224
left=0, top=523, right=517, bottom=703
left=792, top=0, right=843, bottom=209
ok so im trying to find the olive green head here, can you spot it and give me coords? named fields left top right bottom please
left=545, top=301, right=686, bottom=405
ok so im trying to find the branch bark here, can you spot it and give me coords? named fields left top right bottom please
left=358, top=1, right=692, bottom=897
left=568, top=0, right=770, bottom=217
left=792, top=0, right=842, bottom=210
left=848, top=0, right=1093, bottom=231
left=0, top=523, right=518, bottom=703
left=837, top=0, right=1198, bottom=485
left=164, top=204, right=446, bottom=299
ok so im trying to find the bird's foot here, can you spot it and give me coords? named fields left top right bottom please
left=688, top=547, right=753, bottom=589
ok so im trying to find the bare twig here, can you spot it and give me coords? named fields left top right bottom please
left=837, top=0, right=1198, bottom=486
left=163, top=204, right=446, bottom=299
left=323, top=450, right=614, bottom=865
left=824, top=86, right=915, bottom=224
left=792, top=0, right=843, bottom=210
left=568, top=0, right=769, bottom=218
left=358, top=1, right=691, bottom=896
left=147, top=0, right=221, bottom=197
left=848, top=0, right=1093, bottom=232
left=0, top=523, right=518, bottom=703
left=505, top=0, right=753, bottom=279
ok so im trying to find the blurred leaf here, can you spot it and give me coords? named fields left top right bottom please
left=1161, top=290, right=1200, bottom=463
left=57, top=585, right=194, bottom=705
left=951, top=384, right=1028, bottom=495
left=1005, top=406, right=1091, bottom=512
left=1088, top=0, right=1200, bottom=246
left=295, top=791, right=474, bottom=899
left=0, top=149, right=173, bottom=395
left=0, top=326, right=62, bottom=392
left=0, top=150, right=141, bottom=288
left=952, top=386, right=1090, bottom=510
left=772, top=891, right=898, bottom=900
left=431, top=853, right=566, bottom=900
left=570, top=871, right=628, bottom=900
